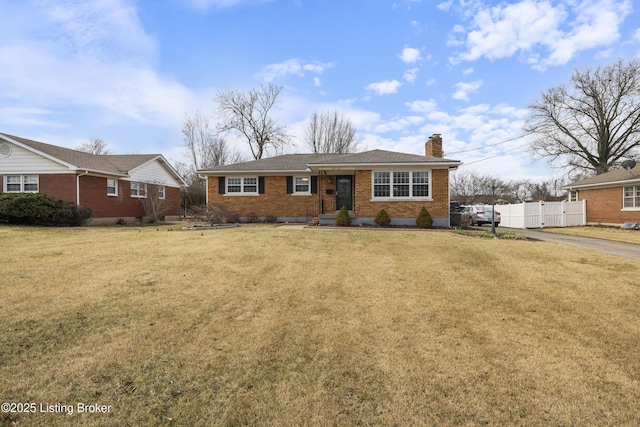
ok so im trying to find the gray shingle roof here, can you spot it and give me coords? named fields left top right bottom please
left=199, top=150, right=460, bottom=174
left=199, top=153, right=340, bottom=172
left=308, top=149, right=457, bottom=165
left=1, top=133, right=160, bottom=176
left=566, top=164, right=640, bottom=188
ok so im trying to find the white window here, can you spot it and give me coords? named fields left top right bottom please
left=294, top=176, right=311, bottom=194
left=373, top=172, right=391, bottom=197
left=158, top=185, right=166, bottom=200
left=569, top=190, right=578, bottom=202
left=227, top=177, right=258, bottom=195
left=4, top=175, right=38, bottom=193
left=131, top=182, right=147, bottom=198
left=372, top=171, right=431, bottom=199
left=107, top=179, right=118, bottom=196
left=623, top=186, right=640, bottom=208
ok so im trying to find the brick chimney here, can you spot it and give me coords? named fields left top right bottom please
left=425, top=134, right=443, bottom=158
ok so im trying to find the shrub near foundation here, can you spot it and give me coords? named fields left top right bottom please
left=416, top=206, right=433, bottom=228
left=335, top=205, right=352, bottom=226
left=375, top=209, right=391, bottom=227
left=0, top=193, right=92, bottom=226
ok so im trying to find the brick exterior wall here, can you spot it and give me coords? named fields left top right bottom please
left=207, top=168, right=450, bottom=222
left=79, top=175, right=180, bottom=220
left=208, top=176, right=322, bottom=218
left=353, top=169, right=449, bottom=219
left=1, top=173, right=180, bottom=222
left=579, top=186, right=640, bottom=225
left=37, top=174, right=77, bottom=202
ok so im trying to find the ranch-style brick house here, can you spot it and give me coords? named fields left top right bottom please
left=563, top=162, right=640, bottom=226
left=199, top=134, right=461, bottom=226
left=0, top=133, right=186, bottom=224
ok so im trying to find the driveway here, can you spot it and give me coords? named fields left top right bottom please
left=496, top=227, right=640, bottom=262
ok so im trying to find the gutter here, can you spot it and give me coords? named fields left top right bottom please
left=76, top=170, right=89, bottom=205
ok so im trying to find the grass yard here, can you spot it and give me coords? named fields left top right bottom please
left=540, top=225, right=640, bottom=245
left=1, top=224, right=639, bottom=426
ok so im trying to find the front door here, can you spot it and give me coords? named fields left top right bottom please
left=335, top=175, right=353, bottom=211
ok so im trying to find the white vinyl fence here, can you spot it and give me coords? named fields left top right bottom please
left=495, top=200, right=586, bottom=229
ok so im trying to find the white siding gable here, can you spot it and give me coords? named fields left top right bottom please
left=0, top=142, right=71, bottom=174
left=128, top=159, right=182, bottom=188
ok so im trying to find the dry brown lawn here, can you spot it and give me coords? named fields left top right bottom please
left=541, top=225, right=640, bottom=245
left=0, top=224, right=639, bottom=426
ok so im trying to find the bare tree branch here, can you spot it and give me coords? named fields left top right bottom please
left=525, top=59, right=640, bottom=176
left=181, top=110, right=243, bottom=173
left=76, top=138, right=112, bottom=155
left=215, top=83, right=290, bottom=159
left=304, top=110, right=359, bottom=153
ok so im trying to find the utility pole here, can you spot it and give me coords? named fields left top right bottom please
left=491, top=184, right=496, bottom=236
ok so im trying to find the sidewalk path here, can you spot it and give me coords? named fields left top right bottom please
left=500, top=227, right=640, bottom=262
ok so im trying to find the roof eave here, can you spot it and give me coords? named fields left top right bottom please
left=563, top=177, right=640, bottom=190
left=308, top=161, right=462, bottom=169
left=198, top=168, right=313, bottom=175
left=0, top=133, right=78, bottom=170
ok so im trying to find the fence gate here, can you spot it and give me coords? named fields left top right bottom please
left=495, top=200, right=586, bottom=229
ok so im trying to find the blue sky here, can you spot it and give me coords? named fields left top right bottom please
left=1, top=0, right=639, bottom=180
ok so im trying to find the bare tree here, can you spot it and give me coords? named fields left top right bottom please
left=215, top=83, right=290, bottom=159
left=182, top=110, right=242, bottom=171
left=77, top=138, right=112, bottom=155
left=304, top=110, right=358, bottom=153
left=140, top=182, right=170, bottom=223
left=525, top=59, right=640, bottom=176
left=180, top=111, right=243, bottom=216
left=450, top=170, right=498, bottom=205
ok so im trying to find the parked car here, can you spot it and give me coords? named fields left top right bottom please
left=461, top=205, right=501, bottom=226
left=449, top=201, right=463, bottom=212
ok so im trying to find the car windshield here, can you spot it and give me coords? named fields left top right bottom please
left=479, top=206, right=494, bottom=211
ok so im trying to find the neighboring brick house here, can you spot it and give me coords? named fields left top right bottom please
left=563, top=163, right=640, bottom=226
left=0, top=133, right=185, bottom=224
left=199, top=134, right=461, bottom=226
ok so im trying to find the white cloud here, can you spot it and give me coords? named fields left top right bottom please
left=403, top=68, right=419, bottom=84
left=452, top=80, right=483, bottom=101
left=399, top=47, right=422, bottom=63
left=425, top=78, right=437, bottom=87
left=257, top=59, right=335, bottom=81
left=374, top=116, right=425, bottom=133
left=449, top=0, right=632, bottom=70
left=462, top=67, right=474, bottom=75
left=0, top=0, right=198, bottom=129
left=365, top=80, right=402, bottom=96
left=437, top=0, right=453, bottom=11
left=406, top=99, right=437, bottom=113
left=184, top=0, right=275, bottom=11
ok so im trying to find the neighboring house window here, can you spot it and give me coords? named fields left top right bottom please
left=623, top=186, right=640, bottom=208
left=158, top=185, right=166, bottom=200
left=294, top=176, right=311, bottom=194
left=569, top=190, right=578, bottom=202
left=107, top=179, right=118, bottom=196
left=131, top=182, right=147, bottom=198
left=372, top=171, right=431, bottom=199
left=4, top=175, right=38, bottom=193
left=227, top=177, right=258, bottom=195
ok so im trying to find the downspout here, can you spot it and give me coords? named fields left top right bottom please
left=76, top=170, right=89, bottom=205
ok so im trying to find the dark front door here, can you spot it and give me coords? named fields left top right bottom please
left=336, top=175, right=353, bottom=211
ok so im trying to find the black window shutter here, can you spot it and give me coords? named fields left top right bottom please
left=311, top=176, right=318, bottom=194
left=258, top=176, right=265, bottom=194
left=286, top=176, right=293, bottom=194
left=218, top=177, right=225, bottom=194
